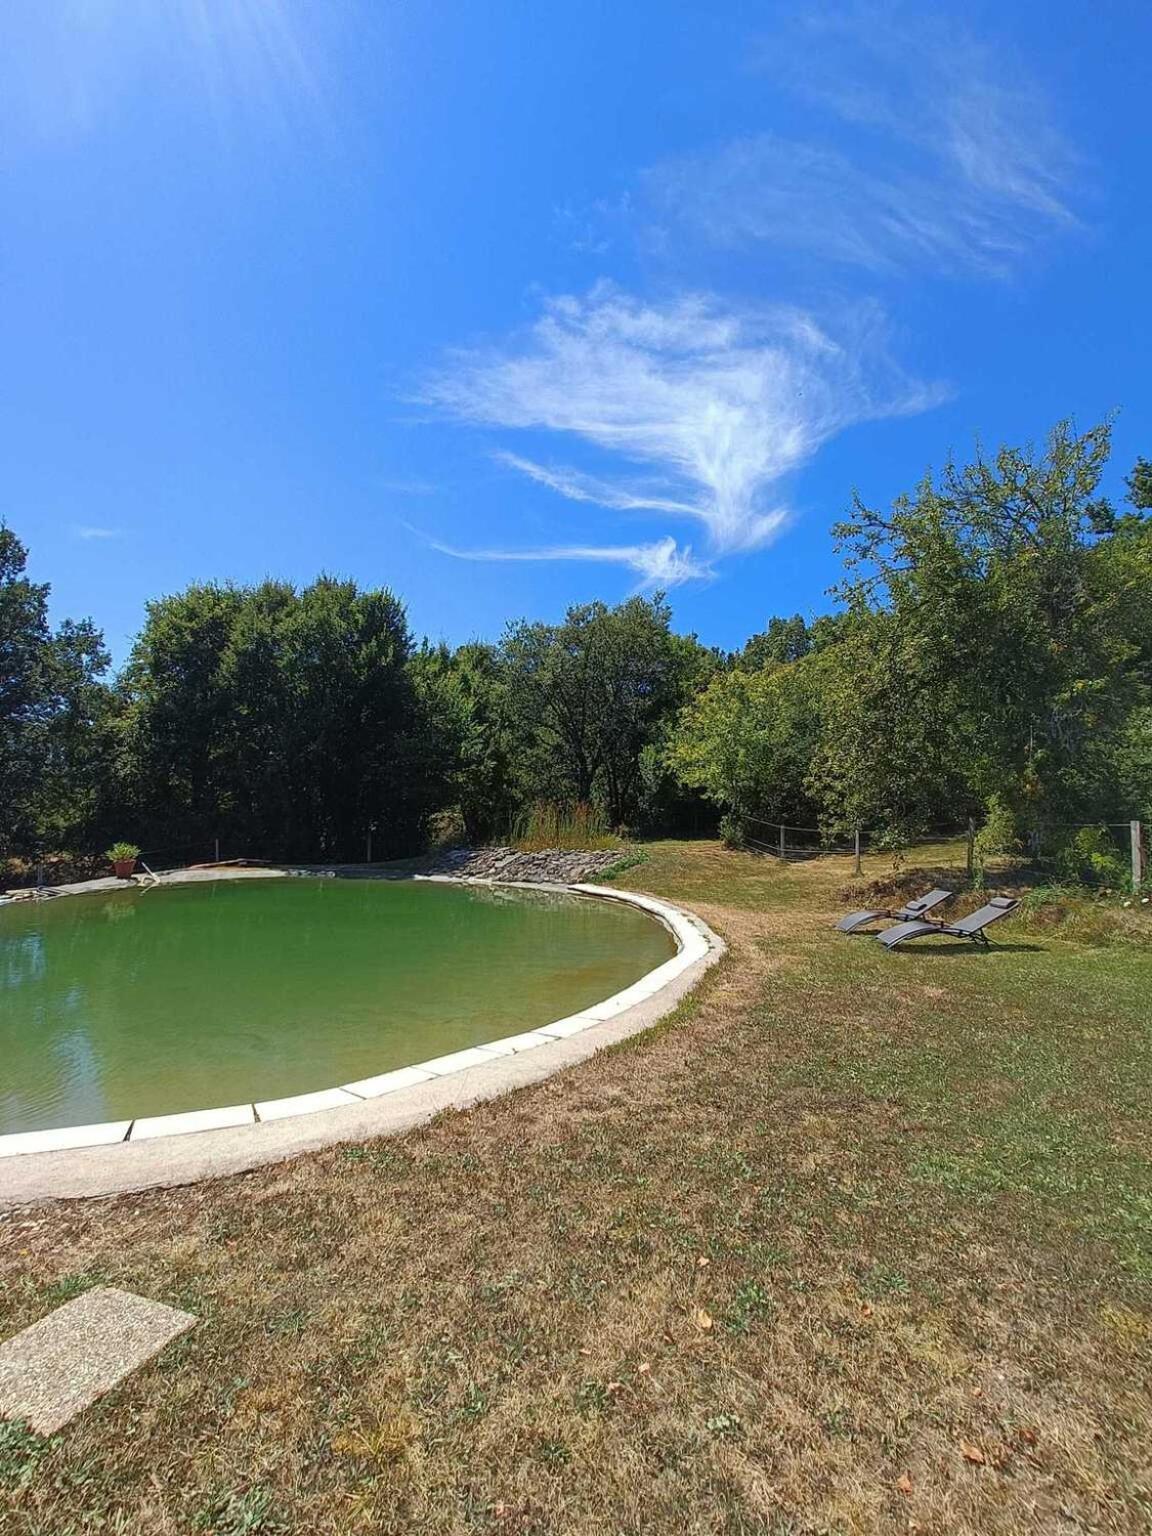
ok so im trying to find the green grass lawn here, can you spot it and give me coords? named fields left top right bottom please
left=2, top=841, right=1150, bottom=1534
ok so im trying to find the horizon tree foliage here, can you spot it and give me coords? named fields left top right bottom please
left=737, top=612, right=845, bottom=671
left=668, top=422, right=1151, bottom=848
left=501, top=595, right=714, bottom=829
left=116, top=576, right=427, bottom=862
left=822, top=419, right=1150, bottom=837
left=3, top=420, right=1149, bottom=870
left=408, top=639, right=519, bottom=844
left=0, top=524, right=112, bottom=858
left=668, top=650, right=828, bottom=827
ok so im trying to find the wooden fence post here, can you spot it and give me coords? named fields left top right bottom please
left=778, top=824, right=785, bottom=860
left=966, top=817, right=976, bottom=883
left=854, top=825, right=862, bottom=876
left=1133, top=820, right=1146, bottom=893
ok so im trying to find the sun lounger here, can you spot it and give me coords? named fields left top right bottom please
left=877, top=896, right=1020, bottom=950
left=836, top=887, right=953, bottom=933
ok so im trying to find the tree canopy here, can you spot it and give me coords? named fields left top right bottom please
left=0, top=526, right=111, bottom=858
left=2, top=420, right=1149, bottom=871
left=669, top=421, right=1151, bottom=846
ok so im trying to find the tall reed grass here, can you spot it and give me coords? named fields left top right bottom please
left=511, top=802, right=626, bottom=853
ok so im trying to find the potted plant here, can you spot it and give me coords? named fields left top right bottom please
left=106, top=842, right=141, bottom=879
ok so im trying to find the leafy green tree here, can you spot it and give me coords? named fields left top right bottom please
left=1124, top=457, right=1152, bottom=512
left=0, top=525, right=52, bottom=852
left=118, top=576, right=424, bottom=861
left=739, top=614, right=812, bottom=669
left=824, top=421, right=1149, bottom=839
left=0, top=525, right=112, bottom=856
left=502, top=595, right=709, bottom=828
left=36, top=617, right=116, bottom=850
left=668, top=652, right=828, bottom=826
left=1115, top=707, right=1152, bottom=825
left=806, top=606, right=977, bottom=840
left=409, top=640, right=518, bottom=843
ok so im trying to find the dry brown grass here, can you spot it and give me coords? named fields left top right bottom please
left=1, top=840, right=1150, bottom=1534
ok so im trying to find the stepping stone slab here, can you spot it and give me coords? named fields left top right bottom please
left=0, top=1286, right=196, bottom=1435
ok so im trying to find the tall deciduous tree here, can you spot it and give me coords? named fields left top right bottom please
left=409, top=640, right=518, bottom=843
left=0, top=525, right=112, bottom=856
left=822, top=421, right=1149, bottom=836
left=502, top=595, right=708, bottom=828
left=667, top=652, right=828, bottom=825
left=117, top=576, right=425, bottom=861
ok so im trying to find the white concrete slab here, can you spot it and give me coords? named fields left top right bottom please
left=414, top=1046, right=501, bottom=1076
left=476, top=1030, right=553, bottom=1055
left=0, top=1286, right=196, bottom=1435
left=255, top=1087, right=362, bottom=1121
left=538, top=1014, right=594, bottom=1039
left=579, top=991, right=636, bottom=1021
left=0, top=1121, right=132, bottom=1159
left=341, top=1065, right=435, bottom=1099
left=130, top=1104, right=255, bottom=1141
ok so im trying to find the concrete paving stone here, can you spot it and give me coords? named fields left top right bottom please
left=130, top=1105, right=255, bottom=1141
left=0, top=1286, right=196, bottom=1435
left=340, top=1065, right=435, bottom=1098
left=414, top=1046, right=501, bottom=1076
left=255, top=1087, right=362, bottom=1121
left=538, top=1014, right=594, bottom=1039
left=0, top=1121, right=132, bottom=1160
left=474, top=1030, right=553, bottom=1055
left=580, top=990, right=637, bottom=1021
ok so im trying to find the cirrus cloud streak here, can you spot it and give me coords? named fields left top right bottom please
left=422, top=284, right=942, bottom=583
left=646, top=4, right=1081, bottom=278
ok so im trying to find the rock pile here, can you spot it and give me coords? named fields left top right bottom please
left=422, top=846, right=626, bottom=884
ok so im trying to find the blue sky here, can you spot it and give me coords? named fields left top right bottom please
left=2, top=1, right=1149, bottom=664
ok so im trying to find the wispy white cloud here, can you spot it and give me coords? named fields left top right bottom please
left=646, top=5, right=1080, bottom=277
left=429, top=534, right=709, bottom=589
left=492, top=451, right=697, bottom=516
left=422, top=284, right=940, bottom=579
left=73, top=525, right=123, bottom=541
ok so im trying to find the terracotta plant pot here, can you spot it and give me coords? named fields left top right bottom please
left=113, top=858, right=138, bottom=879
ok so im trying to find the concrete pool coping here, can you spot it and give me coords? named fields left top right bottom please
left=0, top=877, right=724, bottom=1204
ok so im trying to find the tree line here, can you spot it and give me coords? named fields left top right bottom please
left=2, top=421, right=1150, bottom=872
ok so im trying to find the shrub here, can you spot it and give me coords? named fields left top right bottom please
left=718, top=812, right=746, bottom=849
left=105, top=841, right=141, bottom=863
left=425, top=808, right=467, bottom=850
left=972, top=795, right=1019, bottom=888
left=1054, top=825, right=1129, bottom=889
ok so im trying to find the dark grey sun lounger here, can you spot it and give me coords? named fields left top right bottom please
left=836, top=887, right=953, bottom=933
left=877, top=896, right=1020, bottom=950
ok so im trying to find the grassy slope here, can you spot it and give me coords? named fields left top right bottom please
left=1, top=841, right=1150, bottom=1535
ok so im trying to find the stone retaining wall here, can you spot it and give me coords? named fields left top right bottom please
left=418, top=846, right=628, bottom=884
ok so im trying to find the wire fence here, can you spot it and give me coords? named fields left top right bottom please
left=743, top=818, right=864, bottom=863
left=739, top=814, right=1148, bottom=890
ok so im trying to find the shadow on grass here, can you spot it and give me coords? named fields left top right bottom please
left=886, top=941, right=1047, bottom=956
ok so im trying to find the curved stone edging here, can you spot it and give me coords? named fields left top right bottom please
left=0, top=880, right=724, bottom=1205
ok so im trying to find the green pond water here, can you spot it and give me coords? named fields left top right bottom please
left=0, top=877, right=675, bottom=1135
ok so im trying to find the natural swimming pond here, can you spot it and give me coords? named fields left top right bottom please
left=0, top=877, right=676, bottom=1135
